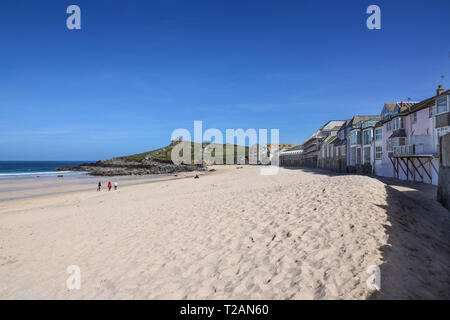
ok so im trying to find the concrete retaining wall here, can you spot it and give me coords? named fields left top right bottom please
left=318, top=158, right=347, bottom=172
left=437, top=133, right=450, bottom=210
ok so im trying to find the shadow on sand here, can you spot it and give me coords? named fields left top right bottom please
left=369, top=177, right=450, bottom=299
left=282, top=165, right=450, bottom=299
left=282, top=166, right=346, bottom=177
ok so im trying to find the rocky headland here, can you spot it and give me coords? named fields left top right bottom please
left=57, top=159, right=204, bottom=176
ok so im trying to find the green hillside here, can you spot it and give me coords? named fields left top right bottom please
left=114, top=140, right=250, bottom=164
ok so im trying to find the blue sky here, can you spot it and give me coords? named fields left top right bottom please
left=0, top=0, right=449, bottom=160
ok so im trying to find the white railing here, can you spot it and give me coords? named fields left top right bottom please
left=393, top=144, right=415, bottom=156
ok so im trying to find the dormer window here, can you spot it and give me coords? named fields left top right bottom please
left=391, top=117, right=403, bottom=130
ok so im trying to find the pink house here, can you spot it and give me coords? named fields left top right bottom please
left=379, top=86, right=449, bottom=185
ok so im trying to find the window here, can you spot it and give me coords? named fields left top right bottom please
left=356, top=148, right=362, bottom=164
left=375, top=128, right=382, bottom=141
left=387, top=137, right=406, bottom=152
left=375, top=146, right=382, bottom=159
left=363, top=130, right=372, bottom=145
left=386, top=118, right=403, bottom=131
left=350, top=130, right=362, bottom=145
left=363, top=147, right=371, bottom=163
left=350, top=147, right=356, bottom=164
left=386, top=121, right=392, bottom=131
left=436, top=97, right=448, bottom=115
left=412, top=112, right=417, bottom=123
left=437, top=127, right=449, bottom=137
left=350, top=131, right=358, bottom=145
left=391, top=117, right=403, bottom=130
left=335, top=147, right=339, bottom=157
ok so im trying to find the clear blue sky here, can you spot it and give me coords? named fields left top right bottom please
left=0, top=0, right=449, bottom=160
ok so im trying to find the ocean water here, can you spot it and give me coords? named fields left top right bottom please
left=0, top=161, right=89, bottom=177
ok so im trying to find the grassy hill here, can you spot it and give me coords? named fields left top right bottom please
left=114, top=140, right=250, bottom=164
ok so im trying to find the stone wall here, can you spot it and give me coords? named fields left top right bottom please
left=280, top=158, right=305, bottom=167
left=280, top=156, right=313, bottom=167
left=437, top=133, right=450, bottom=210
left=318, top=157, right=347, bottom=172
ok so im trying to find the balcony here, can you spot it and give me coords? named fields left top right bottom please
left=393, top=143, right=435, bottom=157
left=303, top=145, right=320, bottom=153
left=393, top=145, right=415, bottom=156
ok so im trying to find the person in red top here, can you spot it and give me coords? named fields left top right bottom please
left=108, top=181, right=112, bottom=191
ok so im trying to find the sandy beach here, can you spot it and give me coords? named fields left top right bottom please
left=0, top=172, right=193, bottom=202
left=0, top=165, right=449, bottom=299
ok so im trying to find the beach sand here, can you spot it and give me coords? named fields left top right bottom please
left=0, top=165, right=449, bottom=299
left=0, top=172, right=191, bottom=202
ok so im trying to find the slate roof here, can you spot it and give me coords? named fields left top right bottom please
left=408, top=90, right=450, bottom=114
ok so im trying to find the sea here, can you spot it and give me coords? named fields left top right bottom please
left=0, top=161, right=171, bottom=201
left=0, top=161, right=90, bottom=178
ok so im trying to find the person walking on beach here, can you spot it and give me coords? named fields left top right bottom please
left=108, top=181, right=112, bottom=191
left=114, top=182, right=118, bottom=191
left=97, top=181, right=101, bottom=191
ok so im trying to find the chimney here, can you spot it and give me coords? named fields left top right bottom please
left=437, top=84, right=444, bottom=96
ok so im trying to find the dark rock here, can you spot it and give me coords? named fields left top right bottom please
left=56, top=158, right=205, bottom=177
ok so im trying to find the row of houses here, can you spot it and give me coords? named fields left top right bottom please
left=280, top=85, right=450, bottom=185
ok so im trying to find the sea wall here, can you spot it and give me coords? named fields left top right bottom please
left=437, top=133, right=450, bottom=210
left=280, top=156, right=317, bottom=168
left=317, top=158, right=347, bottom=172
